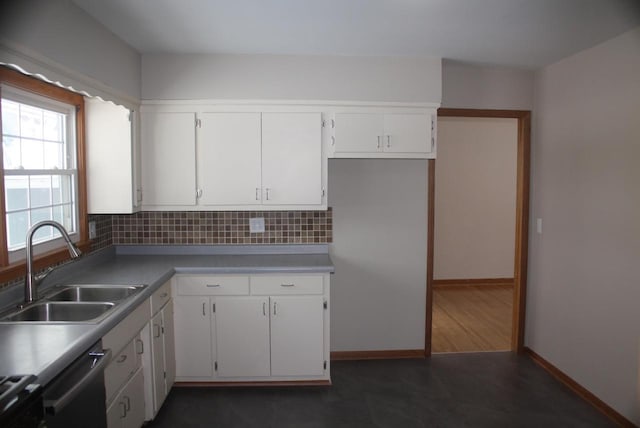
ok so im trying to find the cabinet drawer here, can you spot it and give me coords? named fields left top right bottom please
left=151, top=280, right=171, bottom=315
left=103, top=298, right=150, bottom=355
left=176, top=276, right=249, bottom=296
left=250, top=275, right=324, bottom=295
left=105, top=338, right=140, bottom=404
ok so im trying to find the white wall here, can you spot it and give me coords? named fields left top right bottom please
left=142, top=53, right=441, bottom=103
left=435, top=117, right=517, bottom=280
left=0, top=0, right=141, bottom=101
left=528, top=27, right=640, bottom=424
left=442, top=60, right=534, bottom=110
left=328, top=159, right=427, bottom=351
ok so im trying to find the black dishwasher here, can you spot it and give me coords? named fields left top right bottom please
left=43, top=341, right=111, bottom=428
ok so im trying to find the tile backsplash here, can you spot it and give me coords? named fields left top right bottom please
left=1, top=209, right=332, bottom=290
left=109, top=209, right=332, bottom=245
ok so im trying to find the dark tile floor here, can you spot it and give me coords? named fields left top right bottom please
left=148, top=352, right=615, bottom=428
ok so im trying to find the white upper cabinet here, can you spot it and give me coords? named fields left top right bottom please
left=85, top=98, right=141, bottom=214
left=333, top=113, right=384, bottom=153
left=262, top=113, right=323, bottom=206
left=331, top=110, right=437, bottom=159
left=141, top=111, right=197, bottom=206
left=197, top=112, right=262, bottom=206
left=140, top=105, right=327, bottom=210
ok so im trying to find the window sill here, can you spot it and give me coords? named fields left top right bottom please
left=0, top=240, right=91, bottom=284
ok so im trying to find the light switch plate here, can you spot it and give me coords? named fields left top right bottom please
left=89, top=221, right=97, bottom=239
left=249, top=217, right=265, bottom=233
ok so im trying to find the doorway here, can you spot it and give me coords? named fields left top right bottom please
left=425, top=108, right=531, bottom=355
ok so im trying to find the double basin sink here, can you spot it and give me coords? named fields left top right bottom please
left=0, top=284, right=146, bottom=323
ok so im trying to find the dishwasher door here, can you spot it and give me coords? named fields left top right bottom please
left=43, top=341, right=111, bottom=428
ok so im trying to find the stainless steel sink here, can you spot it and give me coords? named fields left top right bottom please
left=46, top=285, right=144, bottom=302
left=3, top=302, right=116, bottom=322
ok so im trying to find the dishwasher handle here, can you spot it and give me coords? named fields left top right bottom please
left=44, top=348, right=112, bottom=415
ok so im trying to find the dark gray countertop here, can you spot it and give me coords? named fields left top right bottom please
left=0, top=245, right=334, bottom=386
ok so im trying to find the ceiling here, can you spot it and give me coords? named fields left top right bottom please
left=71, top=0, right=640, bottom=69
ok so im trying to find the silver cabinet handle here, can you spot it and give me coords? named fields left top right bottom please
left=196, top=188, right=203, bottom=199
left=265, top=188, right=271, bottom=200
left=135, top=339, right=144, bottom=355
left=202, top=302, right=206, bottom=316
left=280, top=283, right=294, bottom=287
left=117, top=354, right=127, bottom=363
left=273, top=301, right=277, bottom=316
left=120, top=401, right=127, bottom=418
left=377, top=136, right=381, bottom=149
left=153, top=323, right=161, bottom=338
left=387, top=135, right=391, bottom=148
left=331, top=136, right=335, bottom=146
left=124, top=396, right=131, bottom=411
left=206, top=284, right=220, bottom=288
left=255, top=188, right=260, bottom=200
left=263, top=301, right=266, bottom=316
left=160, top=292, right=168, bottom=298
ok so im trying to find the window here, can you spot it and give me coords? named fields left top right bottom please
left=0, top=66, right=88, bottom=280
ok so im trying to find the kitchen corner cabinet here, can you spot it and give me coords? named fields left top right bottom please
left=86, top=98, right=142, bottom=213
left=330, top=110, right=437, bottom=159
left=173, top=273, right=330, bottom=383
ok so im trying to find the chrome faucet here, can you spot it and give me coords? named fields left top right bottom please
left=24, top=220, right=82, bottom=304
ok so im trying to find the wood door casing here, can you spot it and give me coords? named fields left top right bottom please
left=425, top=108, right=531, bottom=355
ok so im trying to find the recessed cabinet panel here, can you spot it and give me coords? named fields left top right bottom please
left=198, top=113, right=262, bottom=206
left=270, top=296, right=325, bottom=377
left=141, top=112, right=196, bottom=206
left=262, top=113, right=322, bottom=205
left=215, top=297, right=271, bottom=378
left=383, top=113, right=431, bottom=154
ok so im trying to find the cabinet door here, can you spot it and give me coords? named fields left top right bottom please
left=86, top=98, right=135, bottom=214
left=262, top=113, right=322, bottom=205
left=121, top=367, right=145, bottom=428
left=198, top=113, right=262, bottom=206
left=141, top=112, right=196, bottom=206
left=270, top=296, right=325, bottom=376
left=383, top=113, right=431, bottom=154
left=334, top=113, right=384, bottom=153
left=161, top=302, right=176, bottom=392
left=173, top=296, right=213, bottom=378
left=106, top=367, right=145, bottom=428
left=215, top=297, right=270, bottom=378
left=150, top=311, right=166, bottom=410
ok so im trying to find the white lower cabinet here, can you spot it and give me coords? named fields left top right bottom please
left=173, top=296, right=213, bottom=378
left=270, top=295, right=325, bottom=377
left=173, top=274, right=330, bottom=383
left=215, top=297, right=271, bottom=378
left=106, top=367, right=145, bottom=428
left=142, top=281, right=176, bottom=420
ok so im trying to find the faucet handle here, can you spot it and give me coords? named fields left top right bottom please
left=34, top=266, right=55, bottom=285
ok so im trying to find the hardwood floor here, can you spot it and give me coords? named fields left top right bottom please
left=432, top=284, right=513, bottom=353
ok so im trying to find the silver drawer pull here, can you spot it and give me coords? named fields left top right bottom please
left=117, top=354, right=127, bottom=363
left=160, top=292, right=168, bottom=298
left=206, top=284, right=220, bottom=288
left=280, top=283, right=295, bottom=287
left=135, top=339, right=144, bottom=355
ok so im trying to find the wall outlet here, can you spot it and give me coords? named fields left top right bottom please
left=89, top=221, right=97, bottom=239
left=249, top=217, right=265, bottom=233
